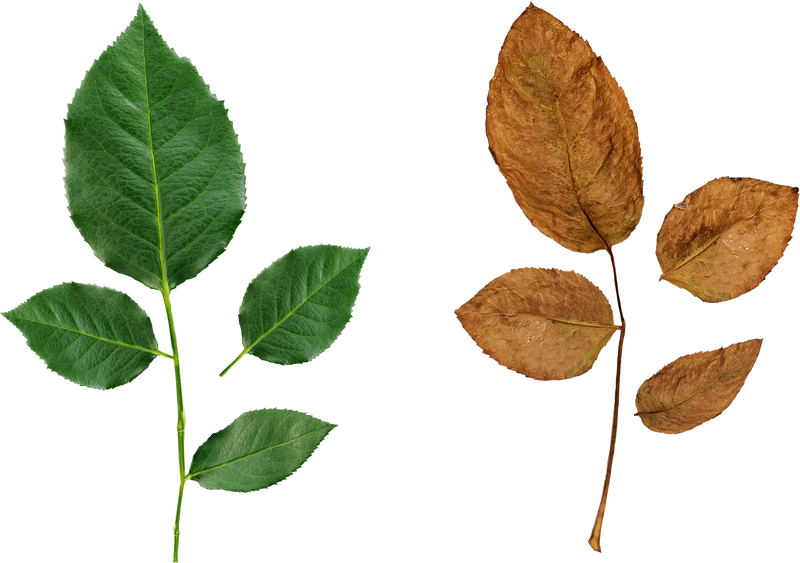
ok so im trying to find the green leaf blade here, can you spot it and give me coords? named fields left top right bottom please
left=2, top=282, right=161, bottom=389
left=239, top=245, right=369, bottom=366
left=188, top=409, right=335, bottom=492
left=65, top=6, right=246, bottom=291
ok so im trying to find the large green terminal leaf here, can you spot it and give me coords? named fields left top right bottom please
left=221, top=245, right=369, bottom=375
left=188, top=409, right=335, bottom=492
left=65, top=5, right=245, bottom=291
left=2, top=282, right=163, bottom=389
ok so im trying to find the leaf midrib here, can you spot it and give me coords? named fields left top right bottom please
left=140, top=13, right=169, bottom=293
left=635, top=363, right=744, bottom=417
left=2, top=312, right=166, bottom=357
left=477, top=311, right=620, bottom=331
left=244, top=250, right=368, bottom=356
left=659, top=199, right=785, bottom=281
left=187, top=426, right=330, bottom=479
left=553, top=93, right=609, bottom=251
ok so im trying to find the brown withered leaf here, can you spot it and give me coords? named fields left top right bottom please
left=486, top=4, right=643, bottom=253
left=635, top=340, right=762, bottom=434
left=656, top=177, right=798, bottom=302
left=455, top=268, right=617, bottom=380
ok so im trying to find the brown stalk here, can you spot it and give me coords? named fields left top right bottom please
left=588, top=247, right=625, bottom=552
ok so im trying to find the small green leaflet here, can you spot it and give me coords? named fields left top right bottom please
left=2, top=282, right=164, bottom=389
left=221, top=245, right=369, bottom=375
left=65, top=5, right=246, bottom=291
left=188, top=409, right=335, bottom=492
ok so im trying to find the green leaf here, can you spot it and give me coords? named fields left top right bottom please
left=188, top=409, right=335, bottom=492
left=220, top=245, right=369, bottom=375
left=65, top=5, right=246, bottom=291
left=2, top=282, right=165, bottom=389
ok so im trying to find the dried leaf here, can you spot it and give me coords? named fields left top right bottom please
left=656, top=177, right=798, bottom=302
left=486, top=4, right=643, bottom=253
left=635, top=340, right=762, bottom=434
left=455, top=268, right=617, bottom=380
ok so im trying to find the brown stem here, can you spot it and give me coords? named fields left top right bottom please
left=586, top=249, right=628, bottom=555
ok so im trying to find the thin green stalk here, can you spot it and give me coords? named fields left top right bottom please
left=217, top=350, right=247, bottom=381
left=161, top=283, right=189, bottom=563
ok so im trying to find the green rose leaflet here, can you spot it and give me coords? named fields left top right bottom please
left=188, top=409, right=336, bottom=492
left=65, top=4, right=245, bottom=291
left=220, top=244, right=370, bottom=376
left=3, top=282, right=166, bottom=389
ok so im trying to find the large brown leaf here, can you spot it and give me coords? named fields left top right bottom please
left=656, top=177, right=798, bottom=302
left=455, top=268, right=617, bottom=380
left=635, top=340, right=762, bottom=434
left=486, top=4, right=643, bottom=253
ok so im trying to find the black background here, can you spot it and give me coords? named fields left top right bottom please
left=0, top=0, right=800, bottom=562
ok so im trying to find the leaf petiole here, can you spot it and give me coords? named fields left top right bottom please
left=217, top=349, right=247, bottom=381
left=155, top=350, right=174, bottom=359
left=588, top=247, right=626, bottom=552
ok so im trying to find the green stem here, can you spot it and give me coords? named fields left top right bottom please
left=217, top=350, right=247, bottom=381
left=161, top=284, right=189, bottom=563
